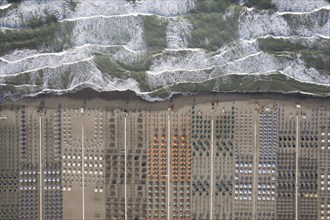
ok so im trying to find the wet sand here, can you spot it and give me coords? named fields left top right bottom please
left=1, top=88, right=329, bottom=111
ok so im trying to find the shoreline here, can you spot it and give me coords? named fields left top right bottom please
left=3, top=87, right=330, bottom=102
left=1, top=88, right=329, bottom=112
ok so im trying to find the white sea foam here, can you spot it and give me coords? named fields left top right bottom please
left=0, top=1, right=67, bottom=28
left=239, top=10, right=291, bottom=39
left=71, top=15, right=147, bottom=51
left=166, top=18, right=192, bottom=49
left=64, top=0, right=195, bottom=19
left=239, top=6, right=330, bottom=39
left=273, top=0, right=329, bottom=13
left=0, top=3, right=11, bottom=10
left=276, top=5, right=330, bottom=15
left=148, top=50, right=211, bottom=75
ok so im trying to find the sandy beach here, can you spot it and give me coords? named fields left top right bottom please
left=0, top=90, right=329, bottom=219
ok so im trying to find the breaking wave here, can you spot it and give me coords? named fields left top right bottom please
left=0, top=0, right=329, bottom=101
